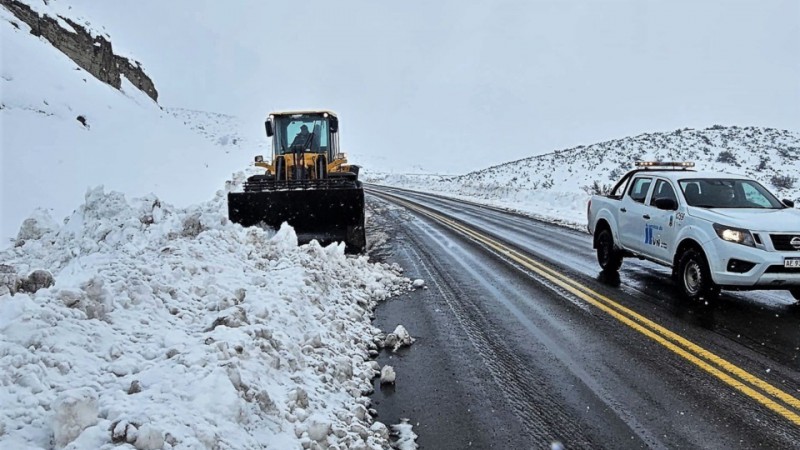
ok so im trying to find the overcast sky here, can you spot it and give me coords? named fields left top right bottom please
left=70, top=0, right=800, bottom=173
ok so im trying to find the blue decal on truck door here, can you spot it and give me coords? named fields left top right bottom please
left=644, top=224, right=666, bottom=248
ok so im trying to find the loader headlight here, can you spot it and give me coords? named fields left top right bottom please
left=255, top=155, right=264, bottom=163
left=713, top=223, right=755, bottom=247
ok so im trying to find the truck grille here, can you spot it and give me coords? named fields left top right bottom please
left=769, top=234, right=800, bottom=251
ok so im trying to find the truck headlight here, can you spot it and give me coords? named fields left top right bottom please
left=712, top=223, right=755, bottom=247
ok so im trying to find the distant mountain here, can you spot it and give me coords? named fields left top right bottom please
left=370, top=126, right=800, bottom=228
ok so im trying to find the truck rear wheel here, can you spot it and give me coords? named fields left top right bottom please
left=596, top=229, right=623, bottom=272
left=677, top=248, right=719, bottom=301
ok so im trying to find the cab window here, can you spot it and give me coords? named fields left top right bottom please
left=649, top=179, right=677, bottom=206
left=609, top=173, right=632, bottom=198
left=275, top=115, right=330, bottom=155
left=742, top=183, right=773, bottom=207
left=628, top=177, right=652, bottom=203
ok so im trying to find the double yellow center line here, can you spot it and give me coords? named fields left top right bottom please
left=375, top=190, right=800, bottom=426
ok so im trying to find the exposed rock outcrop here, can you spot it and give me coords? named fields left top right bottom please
left=1, top=0, right=158, bottom=102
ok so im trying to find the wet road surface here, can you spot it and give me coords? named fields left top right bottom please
left=366, top=185, right=800, bottom=449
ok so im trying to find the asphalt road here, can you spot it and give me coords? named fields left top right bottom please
left=365, top=185, right=800, bottom=450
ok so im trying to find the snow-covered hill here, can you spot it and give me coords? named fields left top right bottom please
left=369, top=126, right=800, bottom=229
left=0, top=5, right=249, bottom=247
left=166, top=108, right=268, bottom=156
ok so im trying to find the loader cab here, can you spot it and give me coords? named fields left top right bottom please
left=266, top=112, right=340, bottom=162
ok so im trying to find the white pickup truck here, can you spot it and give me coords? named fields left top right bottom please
left=587, top=162, right=800, bottom=301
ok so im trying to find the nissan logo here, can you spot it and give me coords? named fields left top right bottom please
left=792, top=237, right=800, bottom=249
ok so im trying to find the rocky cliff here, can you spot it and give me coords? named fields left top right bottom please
left=1, top=0, right=158, bottom=102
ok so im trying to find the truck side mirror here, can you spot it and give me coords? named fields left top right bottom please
left=265, top=120, right=273, bottom=137
left=330, top=117, right=338, bottom=133
left=654, top=197, right=678, bottom=211
left=783, top=199, right=795, bottom=208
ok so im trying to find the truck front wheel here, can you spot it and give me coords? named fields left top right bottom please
left=677, top=248, right=719, bottom=301
left=596, top=229, right=623, bottom=272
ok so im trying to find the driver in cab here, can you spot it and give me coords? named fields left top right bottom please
left=291, top=124, right=312, bottom=150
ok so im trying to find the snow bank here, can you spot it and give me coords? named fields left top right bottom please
left=0, top=178, right=411, bottom=449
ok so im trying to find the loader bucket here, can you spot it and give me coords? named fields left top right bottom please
left=228, top=186, right=366, bottom=254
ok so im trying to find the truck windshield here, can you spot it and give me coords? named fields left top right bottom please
left=678, top=178, right=784, bottom=209
left=274, top=115, right=330, bottom=155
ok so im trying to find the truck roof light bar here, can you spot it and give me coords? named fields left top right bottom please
left=635, top=161, right=695, bottom=169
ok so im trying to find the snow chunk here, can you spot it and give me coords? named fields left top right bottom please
left=110, top=419, right=162, bottom=448
left=0, top=264, right=20, bottom=296
left=52, top=388, right=99, bottom=448
left=134, top=423, right=164, bottom=450
left=370, top=421, right=389, bottom=441
left=17, top=269, right=55, bottom=294
left=390, top=419, right=418, bottom=450
left=271, top=221, right=299, bottom=250
left=380, top=365, right=396, bottom=384
left=384, top=324, right=415, bottom=352
left=307, top=417, right=331, bottom=442
left=192, top=368, right=241, bottom=420
left=411, top=279, right=425, bottom=288
left=206, top=306, right=249, bottom=331
left=69, top=276, right=112, bottom=320
left=15, top=208, right=58, bottom=244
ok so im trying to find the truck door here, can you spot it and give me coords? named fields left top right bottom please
left=644, top=179, right=680, bottom=264
left=619, top=176, right=654, bottom=254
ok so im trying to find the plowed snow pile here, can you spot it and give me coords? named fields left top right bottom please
left=0, top=178, right=411, bottom=449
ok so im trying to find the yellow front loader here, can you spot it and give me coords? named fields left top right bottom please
left=227, top=110, right=366, bottom=253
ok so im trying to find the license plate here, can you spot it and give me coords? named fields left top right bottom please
left=785, top=258, right=800, bottom=268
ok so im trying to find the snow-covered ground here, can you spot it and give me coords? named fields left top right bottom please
left=367, top=126, right=800, bottom=231
left=2, top=3, right=419, bottom=449
left=0, top=177, right=414, bottom=449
